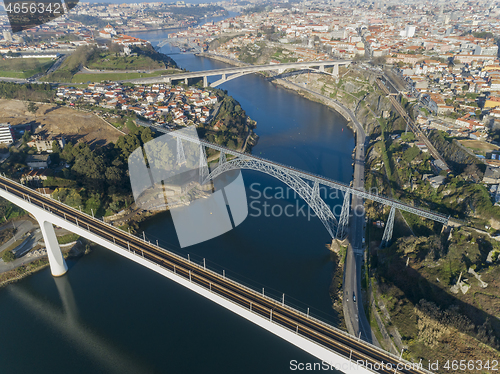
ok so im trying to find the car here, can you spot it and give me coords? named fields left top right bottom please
left=353, top=293, right=356, bottom=302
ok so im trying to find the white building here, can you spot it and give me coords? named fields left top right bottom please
left=400, top=25, right=416, bottom=38
left=0, top=123, right=14, bottom=144
left=2, top=30, right=12, bottom=42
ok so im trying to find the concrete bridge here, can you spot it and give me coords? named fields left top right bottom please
left=0, top=175, right=433, bottom=374
left=121, top=60, right=352, bottom=87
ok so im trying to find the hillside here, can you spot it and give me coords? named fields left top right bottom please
left=45, top=45, right=177, bottom=82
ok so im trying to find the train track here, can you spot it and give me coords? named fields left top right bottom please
left=375, top=78, right=449, bottom=170
left=0, top=176, right=432, bottom=374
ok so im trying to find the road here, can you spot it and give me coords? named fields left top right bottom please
left=0, top=77, right=27, bottom=84
left=275, top=78, right=378, bottom=345
left=341, top=106, right=379, bottom=346
left=0, top=175, right=431, bottom=374
left=0, top=219, right=35, bottom=253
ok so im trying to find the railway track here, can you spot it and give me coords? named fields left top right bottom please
left=375, top=78, right=449, bottom=170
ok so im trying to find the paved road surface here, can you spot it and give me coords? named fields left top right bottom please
left=280, top=79, right=379, bottom=345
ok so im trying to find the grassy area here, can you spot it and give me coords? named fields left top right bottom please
left=0, top=58, right=55, bottom=79
left=57, top=233, right=80, bottom=244
left=71, top=69, right=178, bottom=83
left=86, top=53, right=164, bottom=71
left=110, top=115, right=136, bottom=130
left=1, top=239, right=25, bottom=254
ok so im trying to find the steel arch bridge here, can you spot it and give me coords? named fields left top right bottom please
left=205, top=156, right=341, bottom=238
left=141, top=125, right=450, bottom=244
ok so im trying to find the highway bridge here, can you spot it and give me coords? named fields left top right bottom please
left=120, top=60, right=351, bottom=87
left=0, top=175, right=433, bottom=374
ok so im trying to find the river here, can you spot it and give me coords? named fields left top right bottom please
left=0, top=31, right=353, bottom=374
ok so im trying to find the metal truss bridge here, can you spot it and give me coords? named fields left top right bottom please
left=159, top=128, right=449, bottom=243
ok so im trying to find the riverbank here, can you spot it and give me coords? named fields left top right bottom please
left=0, top=242, right=84, bottom=289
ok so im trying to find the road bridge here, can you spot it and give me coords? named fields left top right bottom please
left=0, top=175, right=433, bottom=374
left=120, top=60, right=351, bottom=87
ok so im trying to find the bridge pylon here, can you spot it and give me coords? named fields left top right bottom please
left=219, top=151, right=226, bottom=167
left=199, top=144, right=209, bottom=185
left=380, top=206, right=396, bottom=248
left=38, top=219, right=68, bottom=276
left=333, top=64, right=339, bottom=77
left=176, top=137, right=186, bottom=165
left=336, top=192, right=350, bottom=240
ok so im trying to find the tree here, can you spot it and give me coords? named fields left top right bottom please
left=26, top=102, right=39, bottom=117
left=22, top=130, right=31, bottom=144
left=2, top=250, right=14, bottom=262
left=52, top=140, right=62, bottom=154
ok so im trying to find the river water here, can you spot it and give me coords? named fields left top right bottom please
left=0, top=31, right=353, bottom=374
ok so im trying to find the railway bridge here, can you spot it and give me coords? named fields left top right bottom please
left=0, top=174, right=433, bottom=374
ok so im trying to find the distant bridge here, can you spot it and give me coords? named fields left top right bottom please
left=121, top=60, right=352, bottom=87
left=157, top=37, right=203, bottom=52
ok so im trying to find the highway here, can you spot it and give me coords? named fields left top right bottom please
left=341, top=104, right=378, bottom=346
left=281, top=79, right=376, bottom=345
left=0, top=175, right=432, bottom=374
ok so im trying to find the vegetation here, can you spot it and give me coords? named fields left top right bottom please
left=46, top=45, right=177, bottom=82
left=57, top=233, right=80, bottom=244
left=0, top=58, right=55, bottom=79
left=1, top=250, right=14, bottom=262
left=198, top=89, right=256, bottom=153
left=0, top=81, right=54, bottom=102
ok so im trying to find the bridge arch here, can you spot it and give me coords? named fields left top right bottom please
left=205, top=157, right=339, bottom=237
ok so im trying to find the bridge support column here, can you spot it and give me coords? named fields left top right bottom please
left=177, top=137, right=186, bottom=165
left=222, top=73, right=226, bottom=82
left=219, top=151, right=226, bottom=167
left=319, top=65, right=325, bottom=72
left=336, top=192, right=350, bottom=240
left=203, top=76, right=208, bottom=88
left=184, top=78, right=188, bottom=85
left=199, top=144, right=209, bottom=185
left=333, top=64, right=339, bottom=77
left=38, top=218, right=68, bottom=277
left=380, top=206, right=396, bottom=249
left=278, top=68, right=285, bottom=75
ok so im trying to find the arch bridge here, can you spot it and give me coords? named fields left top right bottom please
left=161, top=127, right=449, bottom=245
left=121, top=59, right=351, bottom=87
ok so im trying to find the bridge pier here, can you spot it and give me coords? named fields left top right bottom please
left=176, top=137, right=186, bottom=165
left=199, top=144, right=209, bottom=185
left=184, top=78, right=188, bottom=85
left=319, top=65, right=325, bottom=72
left=38, top=218, right=68, bottom=277
left=333, top=64, right=339, bottom=77
left=336, top=192, right=350, bottom=240
left=380, top=206, right=396, bottom=249
left=203, top=76, right=208, bottom=88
